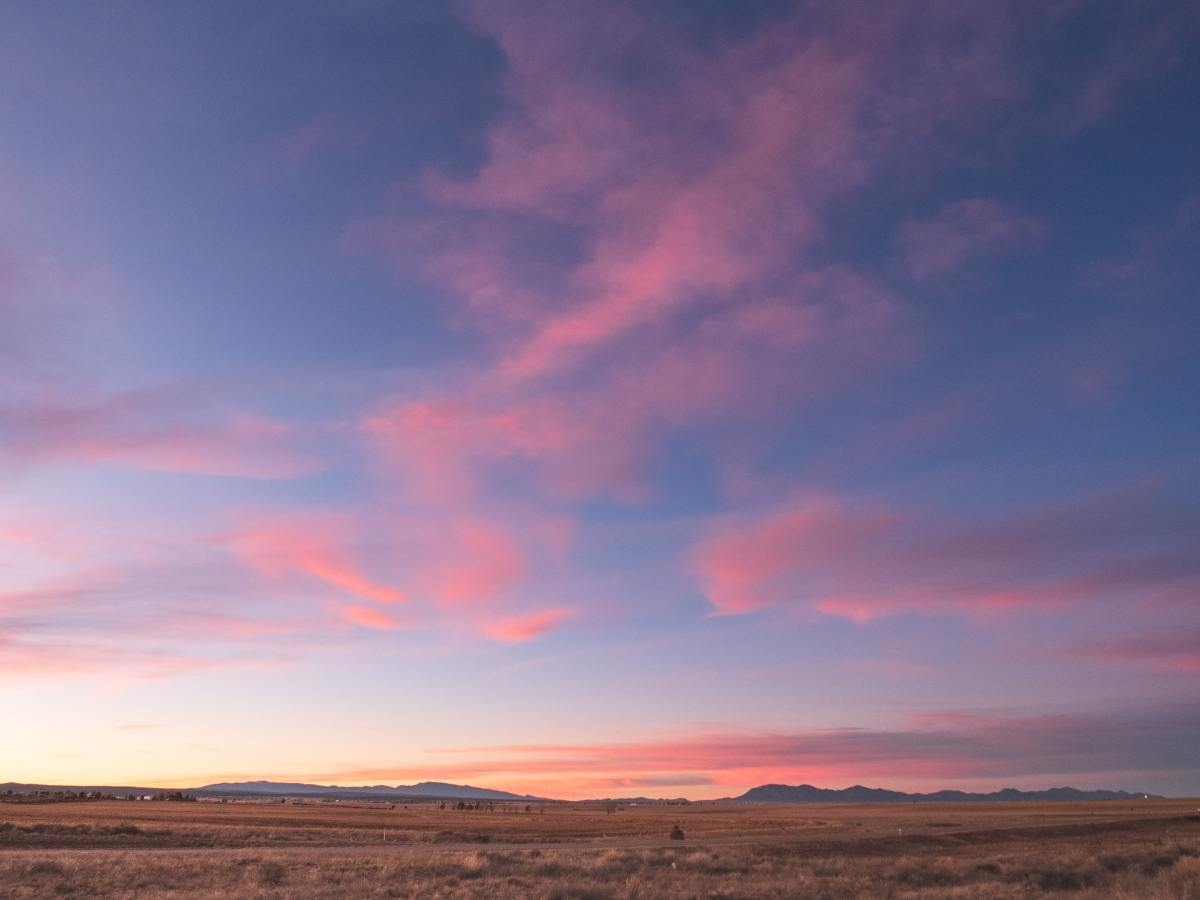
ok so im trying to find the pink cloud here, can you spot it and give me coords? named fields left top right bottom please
left=409, top=514, right=576, bottom=642
left=226, top=515, right=406, bottom=606
left=483, top=607, right=572, bottom=643
left=351, top=3, right=1185, bottom=535
left=1072, top=629, right=1200, bottom=674
left=300, top=701, right=1198, bottom=798
left=0, top=517, right=87, bottom=564
left=221, top=508, right=577, bottom=644
left=354, top=4, right=1022, bottom=505
left=0, top=545, right=367, bottom=684
left=690, top=481, right=1200, bottom=622
left=339, top=603, right=407, bottom=631
left=257, top=112, right=368, bottom=176
left=435, top=6, right=897, bottom=383
left=0, top=523, right=375, bottom=685
left=691, top=496, right=899, bottom=615
left=363, top=357, right=733, bottom=503
left=339, top=2, right=1200, bottom=661
left=75, top=415, right=320, bottom=479
left=1, top=390, right=323, bottom=479
left=432, top=519, right=526, bottom=607
left=815, top=588, right=1059, bottom=624
left=364, top=269, right=903, bottom=504
left=894, top=198, right=1045, bottom=281
left=0, top=578, right=310, bottom=679
left=0, top=634, right=295, bottom=681
left=0, top=635, right=212, bottom=679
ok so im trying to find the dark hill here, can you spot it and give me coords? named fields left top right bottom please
left=3, top=780, right=547, bottom=802
left=733, top=784, right=1158, bottom=803
left=195, top=780, right=545, bottom=802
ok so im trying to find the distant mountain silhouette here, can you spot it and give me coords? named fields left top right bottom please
left=195, top=780, right=546, bottom=802
left=3, top=780, right=1163, bottom=805
left=2, top=780, right=546, bottom=802
left=732, top=784, right=1159, bottom=803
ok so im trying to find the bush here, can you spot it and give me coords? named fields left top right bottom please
left=670, top=825, right=685, bottom=841
left=259, top=861, right=286, bottom=886
left=27, top=860, right=67, bottom=877
left=545, top=889, right=615, bottom=900
left=432, top=831, right=491, bottom=844
left=1018, top=864, right=1098, bottom=891
left=894, top=860, right=962, bottom=887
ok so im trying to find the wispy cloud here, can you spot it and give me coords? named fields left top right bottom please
left=894, top=198, right=1044, bottom=282
left=0, top=388, right=323, bottom=480
left=225, top=514, right=407, bottom=606
left=1072, top=629, right=1200, bottom=673
left=302, top=701, right=1200, bottom=798
left=483, top=608, right=572, bottom=643
left=691, top=480, right=1200, bottom=621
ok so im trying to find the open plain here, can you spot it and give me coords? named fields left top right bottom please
left=1, top=798, right=1198, bottom=898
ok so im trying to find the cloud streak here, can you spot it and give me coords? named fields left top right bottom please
left=308, top=701, right=1200, bottom=798
left=226, top=515, right=407, bottom=606
left=691, top=480, right=1200, bottom=621
left=1, top=389, right=322, bottom=480
left=1073, top=629, right=1200, bottom=673
left=894, top=198, right=1045, bottom=281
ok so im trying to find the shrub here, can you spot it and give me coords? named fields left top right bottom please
left=1018, top=864, right=1098, bottom=891
left=432, top=831, right=491, bottom=844
left=27, top=860, right=67, bottom=877
left=545, top=889, right=615, bottom=900
left=670, top=825, right=684, bottom=841
left=893, top=858, right=963, bottom=887
left=259, top=861, right=287, bottom=886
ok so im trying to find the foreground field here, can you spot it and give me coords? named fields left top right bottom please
left=1, top=798, right=1197, bottom=897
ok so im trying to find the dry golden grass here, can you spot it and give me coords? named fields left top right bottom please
left=1, top=798, right=1197, bottom=897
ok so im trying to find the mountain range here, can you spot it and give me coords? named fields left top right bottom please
left=3, top=780, right=1160, bottom=804
left=2, top=780, right=543, bottom=802
left=194, top=781, right=544, bottom=801
left=732, top=784, right=1158, bottom=803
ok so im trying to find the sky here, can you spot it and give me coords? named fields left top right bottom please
left=1, top=0, right=1198, bottom=800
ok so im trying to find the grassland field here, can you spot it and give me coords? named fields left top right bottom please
left=1, top=797, right=1198, bottom=897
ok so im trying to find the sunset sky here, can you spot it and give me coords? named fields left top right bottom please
left=2, top=1, right=1198, bottom=800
